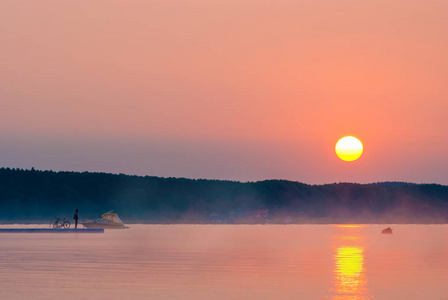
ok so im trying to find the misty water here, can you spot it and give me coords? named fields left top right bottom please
left=0, top=224, right=447, bottom=299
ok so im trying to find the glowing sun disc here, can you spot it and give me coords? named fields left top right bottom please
left=335, top=136, right=363, bottom=161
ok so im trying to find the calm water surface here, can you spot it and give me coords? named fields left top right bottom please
left=0, top=224, right=447, bottom=299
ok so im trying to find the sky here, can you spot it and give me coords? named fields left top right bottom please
left=0, top=0, right=447, bottom=184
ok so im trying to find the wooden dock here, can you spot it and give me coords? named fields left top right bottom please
left=0, top=228, right=104, bottom=233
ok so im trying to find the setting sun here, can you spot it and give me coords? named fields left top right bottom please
left=335, top=136, right=364, bottom=162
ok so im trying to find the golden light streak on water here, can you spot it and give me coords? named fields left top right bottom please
left=336, top=225, right=366, bottom=228
left=329, top=225, right=373, bottom=300
left=333, top=246, right=368, bottom=300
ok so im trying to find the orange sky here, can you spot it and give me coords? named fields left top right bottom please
left=0, top=0, right=447, bottom=183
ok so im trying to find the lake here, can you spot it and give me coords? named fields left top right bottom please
left=0, top=224, right=447, bottom=299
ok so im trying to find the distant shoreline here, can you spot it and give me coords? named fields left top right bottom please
left=1, top=219, right=447, bottom=225
left=1, top=168, right=447, bottom=224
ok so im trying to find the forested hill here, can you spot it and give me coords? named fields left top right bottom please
left=0, top=168, right=447, bottom=224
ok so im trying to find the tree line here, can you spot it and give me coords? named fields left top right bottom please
left=0, top=168, right=447, bottom=223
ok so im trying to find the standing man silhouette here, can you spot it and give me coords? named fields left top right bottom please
left=74, top=209, right=79, bottom=229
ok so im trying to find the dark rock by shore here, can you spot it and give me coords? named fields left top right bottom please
left=382, top=227, right=393, bottom=234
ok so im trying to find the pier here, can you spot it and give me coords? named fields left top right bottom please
left=0, top=228, right=104, bottom=233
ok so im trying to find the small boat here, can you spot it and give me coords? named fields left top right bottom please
left=381, top=227, right=392, bottom=234
left=81, top=211, right=129, bottom=229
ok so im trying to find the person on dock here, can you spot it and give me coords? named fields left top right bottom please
left=74, top=209, right=79, bottom=229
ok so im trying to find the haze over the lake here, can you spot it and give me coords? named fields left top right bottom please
left=1, top=0, right=446, bottom=184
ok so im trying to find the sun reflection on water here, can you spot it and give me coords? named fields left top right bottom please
left=329, top=227, right=373, bottom=300
left=335, top=224, right=366, bottom=228
left=333, top=246, right=368, bottom=299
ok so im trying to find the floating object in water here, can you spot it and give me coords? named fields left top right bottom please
left=81, top=211, right=129, bottom=229
left=382, top=227, right=393, bottom=234
left=0, top=228, right=103, bottom=233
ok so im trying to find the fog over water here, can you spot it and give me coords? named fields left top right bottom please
left=0, top=224, right=447, bottom=299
